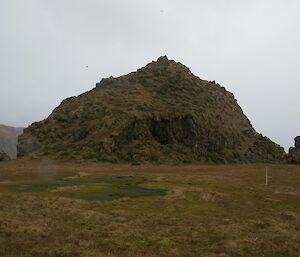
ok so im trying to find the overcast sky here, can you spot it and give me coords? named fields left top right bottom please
left=0, top=0, right=299, bottom=150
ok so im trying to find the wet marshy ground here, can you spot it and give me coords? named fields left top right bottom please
left=6, top=173, right=167, bottom=201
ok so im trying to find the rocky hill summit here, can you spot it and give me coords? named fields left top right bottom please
left=287, top=136, right=300, bottom=164
left=18, top=56, right=284, bottom=164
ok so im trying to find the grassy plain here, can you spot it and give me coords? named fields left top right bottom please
left=0, top=160, right=299, bottom=257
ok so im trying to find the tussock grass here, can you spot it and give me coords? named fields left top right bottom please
left=0, top=160, right=299, bottom=257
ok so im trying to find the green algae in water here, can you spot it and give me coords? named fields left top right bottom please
left=63, top=183, right=166, bottom=201
left=15, top=183, right=60, bottom=192
left=10, top=175, right=167, bottom=201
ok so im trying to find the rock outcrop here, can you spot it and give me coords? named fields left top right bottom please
left=17, top=56, right=285, bottom=164
left=0, top=150, right=11, bottom=162
left=287, top=136, right=300, bottom=164
left=295, top=136, right=300, bottom=149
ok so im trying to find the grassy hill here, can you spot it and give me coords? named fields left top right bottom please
left=0, top=124, right=23, bottom=158
left=18, top=56, right=284, bottom=163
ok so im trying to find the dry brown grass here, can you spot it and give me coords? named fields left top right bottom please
left=0, top=160, right=299, bottom=257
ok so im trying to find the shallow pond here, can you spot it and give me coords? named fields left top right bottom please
left=9, top=174, right=167, bottom=202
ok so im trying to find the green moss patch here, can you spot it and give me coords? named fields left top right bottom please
left=8, top=174, right=167, bottom=202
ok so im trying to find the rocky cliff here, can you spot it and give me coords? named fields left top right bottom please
left=287, top=136, right=300, bottom=164
left=17, top=56, right=285, bottom=164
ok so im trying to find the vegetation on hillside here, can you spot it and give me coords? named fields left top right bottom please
left=18, top=56, right=284, bottom=163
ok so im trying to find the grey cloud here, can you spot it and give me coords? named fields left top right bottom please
left=0, top=0, right=299, bottom=150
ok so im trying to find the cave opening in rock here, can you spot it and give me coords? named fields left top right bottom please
left=150, top=120, right=169, bottom=145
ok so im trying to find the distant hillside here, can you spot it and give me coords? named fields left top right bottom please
left=0, top=124, right=23, bottom=158
left=18, top=56, right=285, bottom=164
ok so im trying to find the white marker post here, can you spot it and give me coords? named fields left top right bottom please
left=265, top=167, right=268, bottom=186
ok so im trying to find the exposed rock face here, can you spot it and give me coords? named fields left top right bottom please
left=294, top=136, right=300, bottom=149
left=0, top=150, right=10, bottom=162
left=17, top=56, right=285, bottom=164
left=287, top=136, right=300, bottom=164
